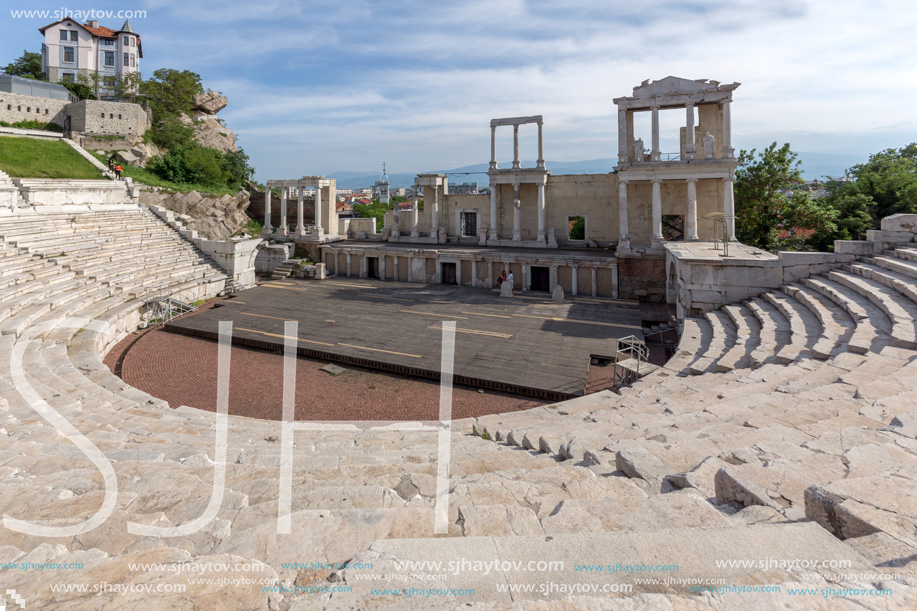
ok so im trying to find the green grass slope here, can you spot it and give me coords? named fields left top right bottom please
left=0, top=136, right=103, bottom=179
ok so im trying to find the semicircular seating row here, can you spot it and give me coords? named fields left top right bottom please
left=0, top=207, right=915, bottom=608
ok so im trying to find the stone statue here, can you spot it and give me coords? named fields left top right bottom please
left=633, top=138, right=645, bottom=163
left=704, top=131, right=716, bottom=159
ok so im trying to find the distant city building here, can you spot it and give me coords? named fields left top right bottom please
left=392, top=187, right=406, bottom=198
left=38, top=18, right=142, bottom=98
left=451, top=182, right=479, bottom=195
left=372, top=162, right=390, bottom=203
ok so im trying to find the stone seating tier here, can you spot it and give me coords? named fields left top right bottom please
left=0, top=208, right=915, bottom=608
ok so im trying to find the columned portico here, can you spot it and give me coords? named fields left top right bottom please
left=686, top=178, right=699, bottom=241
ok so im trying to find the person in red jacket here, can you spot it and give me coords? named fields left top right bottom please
left=114, top=164, right=122, bottom=180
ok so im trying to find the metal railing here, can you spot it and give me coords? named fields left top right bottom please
left=611, top=335, right=650, bottom=391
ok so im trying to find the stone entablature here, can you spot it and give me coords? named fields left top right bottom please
left=321, top=242, right=622, bottom=298
left=264, top=177, right=338, bottom=242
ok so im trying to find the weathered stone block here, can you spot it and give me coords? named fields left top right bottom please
left=881, top=213, right=917, bottom=233
left=834, top=240, right=877, bottom=255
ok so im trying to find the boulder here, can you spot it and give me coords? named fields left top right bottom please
left=193, top=116, right=237, bottom=153
left=552, top=284, right=565, bottom=303
left=192, top=91, right=229, bottom=115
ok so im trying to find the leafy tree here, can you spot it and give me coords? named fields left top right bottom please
left=147, top=114, right=196, bottom=150
left=352, top=198, right=392, bottom=232
left=569, top=216, right=585, bottom=239
left=219, top=149, right=255, bottom=187
left=61, top=82, right=97, bottom=101
left=141, top=68, right=203, bottom=121
left=734, top=142, right=837, bottom=251
left=842, top=144, right=917, bottom=221
left=3, top=51, right=43, bottom=80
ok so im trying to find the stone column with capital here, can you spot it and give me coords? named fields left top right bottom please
left=611, top=264, right=619, bottom=299
left=512, top=183, right=521, bottom=241
left=392, top=256, right=399, bottom=281
left=411, top=187, right=420, bottom=237
left=314, top=187, right=324, bottom=237
left=512, top=125, right=520, bottom=169
left=651, top=178, right=663, bottom=249
left=571, top=266, right=578, bottom=296
left=379, top=255, right=386, bottom=281
left=685, top=104, right=696, bottom=160
left=488, top=186, right=498, bottom=240
left=724, top=175, right=736, bottom=240
left=279, top=187, right=289, bottom=235
left=537, top=181, right=546, bottom=243
left=346, top=253, right=352, bottom=277
left=490, top=125, right=497, bottom=170
left=537, top=121, right=545, bottom=169
left=296, top=186, right=306, bottom=236
left=722, top=100, right=734, bottom=159
left=471, top=259, right=478, bottom=288
left=650, top=105, right=661, bottom=162
left=617, top=108, right=628, bottom=164
left=262, top=187, right=273, bottom=235
left=686, top=178, right=699, bottom=241
left=617, top=180, right=630, bottom=253
left=431, top=182, right=440, bottom=235
left=591, top=267, right=597, bottom=297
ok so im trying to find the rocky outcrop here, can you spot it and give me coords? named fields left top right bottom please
left=188, top=91, right=236, bottom=153
left=139, top=189, right=251, bottom=240
left=114, top=135, right=161, bottom=168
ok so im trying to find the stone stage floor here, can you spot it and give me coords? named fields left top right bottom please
left=165, top=278, right=643, bottom=398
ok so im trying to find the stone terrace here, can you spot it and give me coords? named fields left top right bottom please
left=0, top=206, right=915, bottom=609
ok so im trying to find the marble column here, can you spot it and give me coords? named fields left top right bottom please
left=431, top=183, right=439, bottom=236
left=537, top=181, right=546, bottom=243
left=346, top=253, right=352, bottom=277
left=685, top=104, right=696, bottom=160
left=471, top=259, right=477, bottom=288
left=296, top=186, right=305, bottom=236
left=522, top=263, right=529, bottom=292
left=379, top=255, right=386, bottom=280
left=618, top=180, right=630, bottom=252
left=724, top=176, right=736, bottom=240
left=611, top=265, right=619, bottom=299
left=279, top=187, right=289, bottom=235
left=650, top=105, right=661, bottom=162
left=512, top=183, right=521, bottom=241
left=512, top=125, right=521, bottom=169
left=411, top=187, right=420, bottom=237
left=591, top=267, right=597, bottom=297
left=435, top=259, right=442, bottom=284
left=537, top=121, right=545, bottom=169
left=490, top=125, right=497, bottom=170
left=722, top=100, right=734, bottom=158
left=686, top=178, right=699, bottom=241
left=617, top=108, right=627, bottom=164
left=488, top=186, right=498, bottom=240
left=360, top=254, right=367, bottom=278
left=651, top=178, right=663, bottom=248
left=314, top=187, right=324, bottom=237
left=455, top=208, right=461, bottom=238
left=571, top=266, right=578, bottom=296
left=488, top=260, right=494, bottom=288
left=550, top=265, right=558, bottom=291
left=392, top=256, right=399, bottom=281
left=263, top=187, right=273, bottom=235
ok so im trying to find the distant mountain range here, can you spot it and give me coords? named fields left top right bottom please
left=328, top=152, right=863, bottom=190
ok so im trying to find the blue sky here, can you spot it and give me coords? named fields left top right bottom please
left=3, top=0, right=917, bottom=182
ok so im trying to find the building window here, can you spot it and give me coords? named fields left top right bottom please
left=61, top=73, right=74, bottom=83
left=17, top=106, right=21, bottom=111
left=130, top=54, right=135, bottom=67
left=567, top=215, right=586, bottom=240
left=118, top=114, right=122, bottom=119
left=100, top=113, right=105, bottom=118
left=70, top=31, right=78, bottom=41
left=60, top=30, right=68, bottom=41
left=109, top=113, right=114, bottom=119
left=26, top=107, right=30, bottom=112
left=64, top=47, right=75, bottom=63
left=45, top=109, right=49, bottom=115
left=131, top=38, right=135, bottom=47
left=104, top=51, right=115, bottom=66
left=103, top=38, right=114, bottom=46
left=124, top=53, right=129, bottom=67
left=6, top=105, right=10, bottom=110
left=123, top=36, right=129, bottom=46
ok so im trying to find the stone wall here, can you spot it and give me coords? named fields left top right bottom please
left=618, top=254, right=666, bottom=301
left=255, top=242, right=294, bottom=274
left=0, top=91, right=69, bottom=125
left=11, top=178, right=134, bottom=208
left=68, top=99, right=149, bottom=137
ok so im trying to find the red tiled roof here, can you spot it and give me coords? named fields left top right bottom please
left=83, top=24, right=118, bottom=37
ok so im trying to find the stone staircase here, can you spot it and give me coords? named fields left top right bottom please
left=270, top=258, right=299, bottom=280
left=0, top=210, right=915, bottom=608
left=62, top=137, right=116, bottom=180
